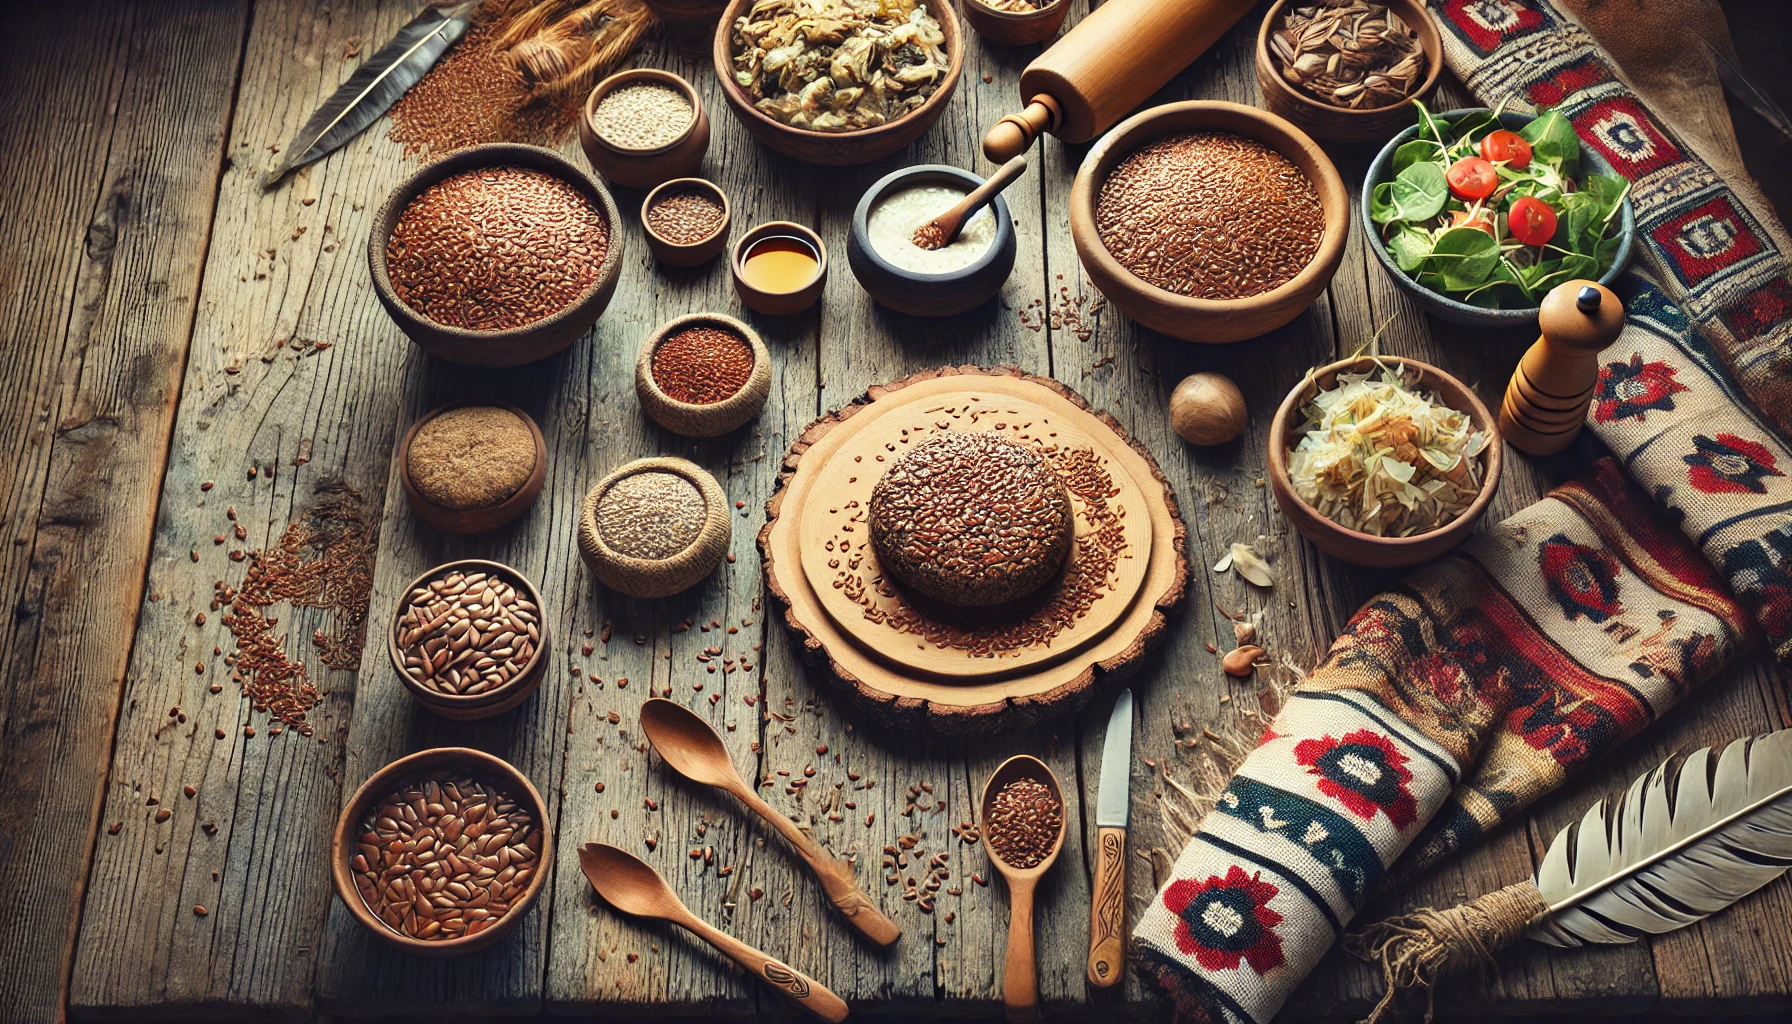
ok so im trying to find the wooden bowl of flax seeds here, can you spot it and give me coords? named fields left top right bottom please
left=1069, top=101, right=1348, bottom=343
left=635, top=314, right=770, bottom=437
left=387, top=560, right=551, bottom=720
left=400, top=403, right=547, bottom=534
left=370, top=143, right=624, bottom=368
left=578, top=458, right=732, bottom=598
left=333, top=746, right=552, bottom=955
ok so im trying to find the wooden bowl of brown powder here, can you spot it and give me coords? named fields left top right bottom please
left=635, top=314, right=771, bottom=438
left=370, top=144, right=623, bottom=368
left=1069, top=101, right=1348, bottom=343
left=400, top=403, right=546, bottom=534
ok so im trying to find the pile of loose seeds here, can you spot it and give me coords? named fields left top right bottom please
left=595, top=471, right=708, bottom=559
left=386, top=166, right=610, bottom=331
left=868, top=432, right=1074, bottom=607
left=388, top=23, right=583, bottom=157
left=1270, top=1, right=1426, bottom=110
left=651, top=325, right=755, bottom=405
left=407, top=406, right=537, bottom=510
left=645, top=188, right=726, bottom=245
left=216, top=490, right=377, bottom=735
left=395, top=567, right=542, bottom=697
left=592, top=81, right=693, bottom=149
left=1095, top=131, right=1325, bottom=300
left=985, top=777, right=1061, bottom=869
left=351, top=770, right=540, bottom=941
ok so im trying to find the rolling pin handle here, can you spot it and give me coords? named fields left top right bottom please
left=983, top=96, right=1060, bottom=163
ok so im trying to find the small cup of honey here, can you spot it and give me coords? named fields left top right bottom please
left=731, top=221, right=827, bottom=316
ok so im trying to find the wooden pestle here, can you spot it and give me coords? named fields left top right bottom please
left=983, top=0, right=1258, bottom=161
left=1498, top=280, right=1625, bottom=455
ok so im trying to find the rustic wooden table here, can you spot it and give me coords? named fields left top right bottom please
left=2, top=1, right=1789, bottom=1022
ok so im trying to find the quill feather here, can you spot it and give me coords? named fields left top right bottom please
left=262, top=1, right=477, bottom=188
left=1531, top=730, right=1792, bottom=947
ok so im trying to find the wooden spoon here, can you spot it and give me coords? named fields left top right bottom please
left=911, top=155, right=1030, bottom=250
left=980, top=754, right=1067, bottom=1023
left=638, top=698, right=901, bottom=949
left=579, top=843, right=849, bottom=1022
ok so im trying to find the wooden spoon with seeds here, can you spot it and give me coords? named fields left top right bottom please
left=911, top=155, right=1029, bottom=250
left=638, top=698, right=901, bottom=949
left=579, top=843, right=849, bottom=1022
left=980, top=754, right=1066, bottom=1023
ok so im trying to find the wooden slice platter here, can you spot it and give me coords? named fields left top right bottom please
left=761, top=366, right=1189, bottom=732
left=797, top=392, right=1153, bottom=681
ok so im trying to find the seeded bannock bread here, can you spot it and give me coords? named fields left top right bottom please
left=868, top=432, right=1073, bottom=607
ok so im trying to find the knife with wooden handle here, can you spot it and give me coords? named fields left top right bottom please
left=1087, top=689, right=1132, bottom=988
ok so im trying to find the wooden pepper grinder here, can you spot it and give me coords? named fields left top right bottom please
left=1498, top=280, right=1625, bottom=455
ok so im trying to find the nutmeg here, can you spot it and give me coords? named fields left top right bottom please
left=1169, top=372, right=1247, bottom=446
left=1222, top=644, right=1264, bottom=677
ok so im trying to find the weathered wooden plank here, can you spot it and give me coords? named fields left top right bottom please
left=68, top=2, right=437, bottom=1019
left=0, top=3, right=246, bottom=1022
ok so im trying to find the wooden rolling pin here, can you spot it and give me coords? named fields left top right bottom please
left=983, top=0, right=1259, bottom=161
left=1498, top=280, right=1625, bottom=455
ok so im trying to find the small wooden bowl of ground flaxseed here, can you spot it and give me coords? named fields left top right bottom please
left=387, top=559, right=552, bottom=720
left=579, top=69, right=710, bottom=189
left=641, top=178, right=731, bottom=267
left=400, top=403, right=546, bottom=534
left=332, top=746, right=552, bottom=955
left=578, top=458, right=732, bottom=599
left=635, top=313, right=770, bottom=438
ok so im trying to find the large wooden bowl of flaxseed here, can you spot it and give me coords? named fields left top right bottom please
left=369, top=143, right=624, bottom=368
left=1069, top=101, right=1348, bottom=343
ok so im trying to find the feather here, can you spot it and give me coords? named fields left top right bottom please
left=262, top=1, right=478, bottom=188
left=1530, top=730, right=1792, bottom=947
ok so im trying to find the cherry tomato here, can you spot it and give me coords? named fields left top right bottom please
left=1446, top=157, right=1499, bottom=200
left=1451, top=210, right=1496, bottom=237
left=1509, top=196, right=1559, bottom=246
left=1479, top=130, right=1532, bottom=169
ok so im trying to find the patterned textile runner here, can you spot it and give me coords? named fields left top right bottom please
left=1134, top=2, right=1792, bottom=1019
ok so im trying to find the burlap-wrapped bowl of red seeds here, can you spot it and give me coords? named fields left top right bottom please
left=1069, top=101, right=1348, bottom=343
left=369, top=143, right=624, bottom=368
left=634, top=313, right=771, bottom=437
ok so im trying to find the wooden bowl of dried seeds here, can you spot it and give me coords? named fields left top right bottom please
left=579, top=69, right=710, bottom=189
left=635, top=314, right=771, bottom=437
left=1069, top=101, right=1349, bottom=343
left=1256, top=0, right=1441, bottom=144
left=400, top=403, right=547, bottom=535
left=332, top=746, right=552, bottom=955
left=959, top=0, right=1069, bottom=47
left=369, top=144, right=624, bottom=369
left=578, top=458, right=733, bottom=599
left=387, top=560, right=551, bottom=720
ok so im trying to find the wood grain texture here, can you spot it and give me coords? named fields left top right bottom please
left=5, top=0, right=1784, bottom=1019
left=0, top=3, right=246, bottom=1022
left=68, top=1, right=426, bottom=1018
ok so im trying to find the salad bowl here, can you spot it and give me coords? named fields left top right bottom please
left=1362, top=107, right=1634, bottom=329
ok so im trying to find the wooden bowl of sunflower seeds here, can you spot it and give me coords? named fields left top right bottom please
left=332, top=746, right=552, bottom=955
left=1255, top=0, right=1442, bottom=144
left=387, top=559, right=550, bottom=720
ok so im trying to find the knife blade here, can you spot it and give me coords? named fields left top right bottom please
left=1087, top=688, right=1133, bottom=988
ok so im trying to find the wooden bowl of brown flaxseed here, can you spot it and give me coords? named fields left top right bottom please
left=333, top=746, right=552, bottom=955
left=386, top=559, right=551, bottom=720
left=1069, top=101, right=1348, bottom=343
left=369, top=143, right=624, bottom=369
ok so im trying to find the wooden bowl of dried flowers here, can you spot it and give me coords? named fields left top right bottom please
left=712, top=0, right=965, bottom=166
left=959, top=0, right=1069, bottom=47
left=1256, top=0, right=1441, bottom=144
left=1267, top=355, right=1501, bottom=568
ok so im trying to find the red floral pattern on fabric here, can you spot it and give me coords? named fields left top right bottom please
left=1294, top=729, right=1418, bottom=829
left=1162, top=865, right=1286, bottom=975
left=1539, top=534, right=1623, bottom=622
left=1593, top=353, right=1688, bottom=423
left=1684, top=433, right=1784, bottom=495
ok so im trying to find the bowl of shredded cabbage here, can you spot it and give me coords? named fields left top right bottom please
left=1267, top=355, right=1500, bottom=567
